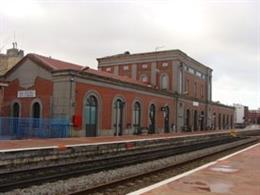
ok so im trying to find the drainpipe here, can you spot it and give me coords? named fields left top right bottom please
left=175, top=95, right=178, bottom=132
left=69, top=74, right=74, bottom=136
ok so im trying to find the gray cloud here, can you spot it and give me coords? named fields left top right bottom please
left=0, top=0, right=259, bottom=109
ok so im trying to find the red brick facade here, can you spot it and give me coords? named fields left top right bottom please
left=247, top=110, right=260, bottom=124
left=0, top=51, right=235, bottom=137
left=183, top=71, right=206, bottom=100
left=1, top=77, right=53, bottom=118
left=75, top=82, right=175, bottom=132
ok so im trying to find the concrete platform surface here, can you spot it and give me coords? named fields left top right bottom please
left=0, top=126, right=259, bottom=152
left=0, top=130, right=226, bottom=152
left=130, top=143, right=260, bottom=195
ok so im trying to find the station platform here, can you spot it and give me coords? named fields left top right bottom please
left=130, top=143, right=260, bottom=195
left=0, top=131, right=224, bottom=152
left=0, top=127, right=259, bottom=152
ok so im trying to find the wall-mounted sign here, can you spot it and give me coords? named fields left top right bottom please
left=161, top=107, right=166, bottom=111
left=193, top=101, right=199, bottom=107
left=17, top=90, right=36, bottom=98
left=162, top=62, right=168, bottom=67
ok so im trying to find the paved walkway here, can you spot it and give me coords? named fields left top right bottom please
left=130, top=143, right=260, bottom=195
left=0, top=126, right=259, bottom=152
left=0, top=131, right=222, bottom=151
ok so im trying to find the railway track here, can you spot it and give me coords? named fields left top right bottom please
left=75, top=140, right=258, bottom=195
left=0, top=136, right=257, bottom=193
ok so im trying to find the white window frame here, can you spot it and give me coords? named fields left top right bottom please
left=160, top=74, right=169, bottom=90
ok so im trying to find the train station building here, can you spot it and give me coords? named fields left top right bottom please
left=0, top=50, right=234, bottom=137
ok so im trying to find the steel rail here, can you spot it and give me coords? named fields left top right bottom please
left=0, top=136, right=250, bottom=192
left=73, top=139, right=258, bottom=195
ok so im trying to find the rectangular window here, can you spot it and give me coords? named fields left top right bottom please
left=142, top=64, right=148, bottom=69
left=200, top=85, right=203, bottom=98
left=162, top=62, right=168, bottom=67
left=208, top=79, right=211, bottom=101
left=185, top=79, right=189, bottom=94
left=123, top=65, right=129, bottom=70
left=106, top=67, right=111, bottom=72
left=196, top=71, right=202, bottom=77
left=179, top=70, right=183, bottom=93
left=188, top=67, right=195, bottom=74
left=194, top=82, right=197, bottom=97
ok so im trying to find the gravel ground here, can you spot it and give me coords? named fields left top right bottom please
left=3, top=153, right=189, bottom=195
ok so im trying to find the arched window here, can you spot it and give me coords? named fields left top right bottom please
left=85, top=95, right=98, bottom=136
left=226, top=115, right=229, bottom=129
left=186, top=109, right=190, bottom=131
left=231, top=115, right=233, bottom=128
left=31, top=102, right=41, bottom=128
left=218, top=113, right=221, bottom=129
left=164, top=106, right=170, bottom=133
left=200, top=111, right=204, bottom=130
left=194, top=110, right=198, bottom=131
left=12, top=102, right=20, bottom=135
left=213, top=113, right=216, bottom=130
left=149, top=104, right=156, bottom=133
left=160, top=74, right=169, bottom=90
left=12, top=102, right=20, bottom=118
left=133, top=102, right=141, bottom=134
left=113, top=98, right=125, bottom=136
left=140, top=74, right=148, bottom=83
left=32, top=102, right=41, bottom=119
left=223, top=114, right=225, bottom=129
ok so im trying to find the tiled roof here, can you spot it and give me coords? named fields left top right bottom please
left=28, top=53, right=83, bottom=71
left=29, top=53, right=148, bottom=87
left=85, top=68, right=147, bottom=87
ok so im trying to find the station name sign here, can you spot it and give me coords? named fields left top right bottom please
left=193, top=101, right=199, bottom=107
left=17, top=90, right=36, bottom=98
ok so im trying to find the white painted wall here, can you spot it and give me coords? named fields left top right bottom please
left=233, top=104, right=245, bottom=124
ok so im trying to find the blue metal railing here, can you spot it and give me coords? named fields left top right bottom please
left=0, top=117, right=70, bottom=139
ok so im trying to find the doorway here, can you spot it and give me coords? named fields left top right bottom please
left=133, top=102, right=141, bottom=134
left=186, top=109, right=190, bottom=131
left=200, top=111, right=204, bottom=130
left=193, top=110, right=198, bottom=131
left=12, top=102, right=20, bottom=136
left=114, top=99, right=124, bottom=136
left=85, top=95, right=98, bottom=137
left=164, top=106, right=170, bottom=133
left=149, top=104, right=156, bottom=133
left=32, top=102, right=41, bottom=128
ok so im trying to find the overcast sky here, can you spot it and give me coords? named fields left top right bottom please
left=0, top=0, right=259, bottom=109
